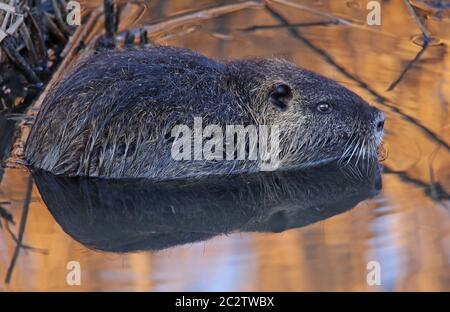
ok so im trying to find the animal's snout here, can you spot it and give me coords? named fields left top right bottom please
left=361, top=104, right=385, bottom=134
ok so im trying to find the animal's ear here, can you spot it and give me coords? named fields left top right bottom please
left=269, top=83, right=292, bottom=111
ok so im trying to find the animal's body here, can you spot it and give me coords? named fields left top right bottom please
left=25, top=46, right=384, bottom=179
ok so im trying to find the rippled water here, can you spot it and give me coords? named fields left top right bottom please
left=0, top=0, right=449, bottom=291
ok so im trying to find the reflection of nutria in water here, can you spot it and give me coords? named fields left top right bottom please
left=33, top=162, right=382, bottom=252
left=25, top=46, right=384, bottom=179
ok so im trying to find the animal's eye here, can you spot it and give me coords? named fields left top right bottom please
left=269, top=83, right=292, bottom=111
left=316, top=102, right=333, bottom=113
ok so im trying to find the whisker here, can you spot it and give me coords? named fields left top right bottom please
left=355, top=137, right=365, bottom=167
left=346, top=138, right=360, bottom=165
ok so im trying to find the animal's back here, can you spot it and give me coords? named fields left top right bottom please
left=25, top=46, right=250, bottom=179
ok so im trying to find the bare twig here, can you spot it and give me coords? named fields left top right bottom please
left=19, top=23, right=39, bottom=65
left=267, top=0, right=397, bottom=38
left=403, top=0, right=431, bottom=43
left=27, top=9, right=48, bottom=61
left=387, top=42, right=429, bottom=91
left=51, top=8, right=103, bottom=91
left=240, top=20, right=341, bottom=32
left=124, top=30, right=135, bottom=47
left=43, top=11, right=67, bottom=43
left=140, top=1, right=263, bottom=38
left=268, top=0, right=351, bottom=25
left=51, top=0, right=71, bottom=36
left=0, top=2, right=16, bottom=15
left=103, top=0, right=116, bottom=47
left=139, top=28, right=148, bottom=46
left=2, top=36, right=41, bottom=84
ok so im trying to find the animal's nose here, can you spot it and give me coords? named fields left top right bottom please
left=375, top=110, right=385, bottom=133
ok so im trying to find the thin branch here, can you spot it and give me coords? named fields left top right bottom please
left=124, top=30, right=135, bottom=47
left=27, top=9, right=48, bottom=61
left=240, top=20, right=341, bottom=32
left=140, top=1, right=263, bottom=37
left=40, top=8, right=103, bottom=102
left=139, top=28, right=148, bottom=46
left=0, top=2, right=16, bottom=15
left=386, top=0, right=434, bottom=91
left=268, top=0, right=397, bottom=38
left=51, top=0, right=71, bottom=36
left=61, top=8, right=103, bottom=59
left=1, top=36, right=41, bottom=84
left=19, top=23, right=39, bottom=65
left=387, top=42, right=429, bottom=91
left=43, top=11, right=67, bottom=43
left=268, top=0, right=352, bottom=25
left=103, top=0, right=116, bottom=47
left=403, top=0, right=431, bottom=42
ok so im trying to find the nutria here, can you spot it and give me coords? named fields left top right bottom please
left=24, top=45, right=384, bottom=179
left=33, top=162, right=381, bottom=252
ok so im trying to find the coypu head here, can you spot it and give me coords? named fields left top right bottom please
left=226, top=58, right=385, bottom=170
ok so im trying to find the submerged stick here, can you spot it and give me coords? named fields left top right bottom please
left=5, top=222, right=48, bottom=254
left=0, top=203, right=15, bottom=225
left=5, top=175, right=33, bottom=284
left=383, top=166, right=450, bottom=201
